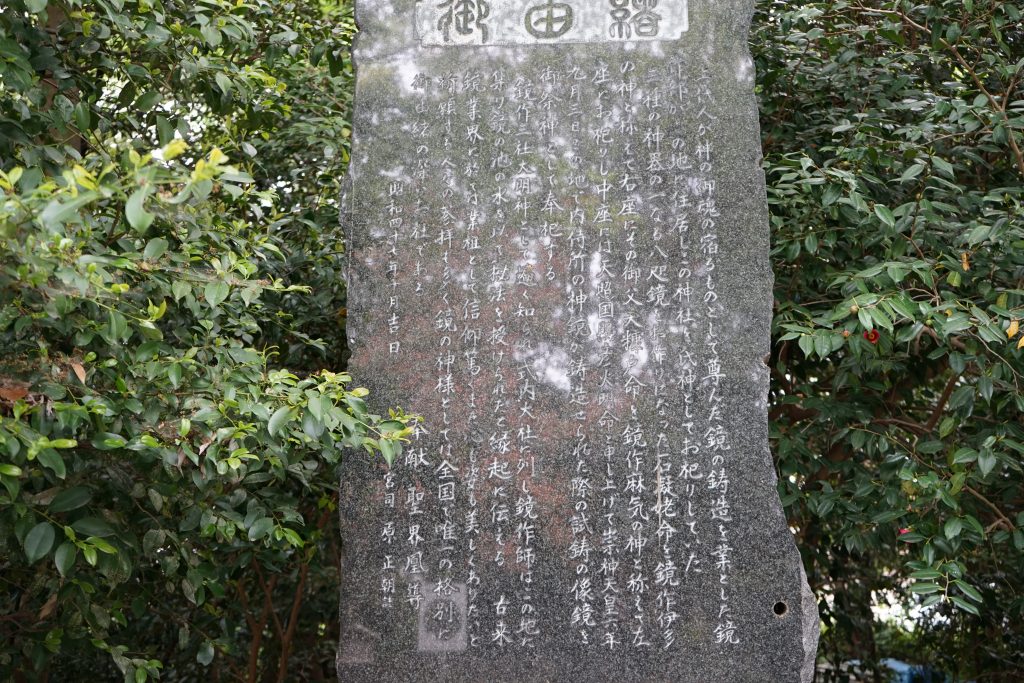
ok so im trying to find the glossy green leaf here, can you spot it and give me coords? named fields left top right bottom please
left=247, top=517, right=274, bottom=541
left=49, top=486, right=92, bottom=513
left=36, top=449, right=66, bottom=479
left=25, top=522, right=56, bottom=564
left=268, top=406, right=293, bottom=436
left=953, top=579, right=983, bottom=603
left=144, top=238, right=169, bottom=261
left=54, top=542, right=76, bottom=577
left=874, top=204, right=895, bottom=228
left=126, top=189, right=155, bottom=233
left=204, top=281, right=229, bottom=308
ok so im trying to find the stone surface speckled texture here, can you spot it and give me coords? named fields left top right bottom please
left=339, top=1, right=819, bottom=680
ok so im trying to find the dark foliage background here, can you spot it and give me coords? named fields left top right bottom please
left=0, top=0, right=1021, bottom=681
left=0, top=2, right=413, bottom=682
left=757, top=2, right=1023, bottom=680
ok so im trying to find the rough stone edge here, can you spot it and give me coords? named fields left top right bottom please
left=734, top=1, right=821, bottom=679
left=336, top=1, right=367, bottom=678
left=800, top=563, right=820, bottom=682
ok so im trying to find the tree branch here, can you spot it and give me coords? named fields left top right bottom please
left=253, top=561, right=284, bottom=639
left=864, top=2, right=1024, bottom=177
left=965, top=485, right=1016, bottom=533
left=925, top=372, right=961, bottom=433
left=275, top=507, right=333, bottom=683
left=238, top=575, right=273, bottom=683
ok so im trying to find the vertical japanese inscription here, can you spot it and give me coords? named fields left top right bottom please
left=341, top=1, right=818, bottom=681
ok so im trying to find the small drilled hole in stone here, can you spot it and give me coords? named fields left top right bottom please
left=773, top=601, right=788, bottom=617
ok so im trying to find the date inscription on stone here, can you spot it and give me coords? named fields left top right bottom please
left=418, top=0, right=688, bottom=46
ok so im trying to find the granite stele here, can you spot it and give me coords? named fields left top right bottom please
left=338, top=0, right=819, bottom=680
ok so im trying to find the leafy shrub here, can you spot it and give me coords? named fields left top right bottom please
left=756, top=1, right=1024, bottom=678
left=0, top=2, right=414, bottom=681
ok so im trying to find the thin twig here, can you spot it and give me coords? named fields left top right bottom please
left=925, top=372, right=961, bottom=432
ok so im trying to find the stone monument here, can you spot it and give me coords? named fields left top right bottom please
left=339, top=0, right=819, bottom=680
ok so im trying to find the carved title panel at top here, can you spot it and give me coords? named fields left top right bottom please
left=417, top=0, right=688, bottom=46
